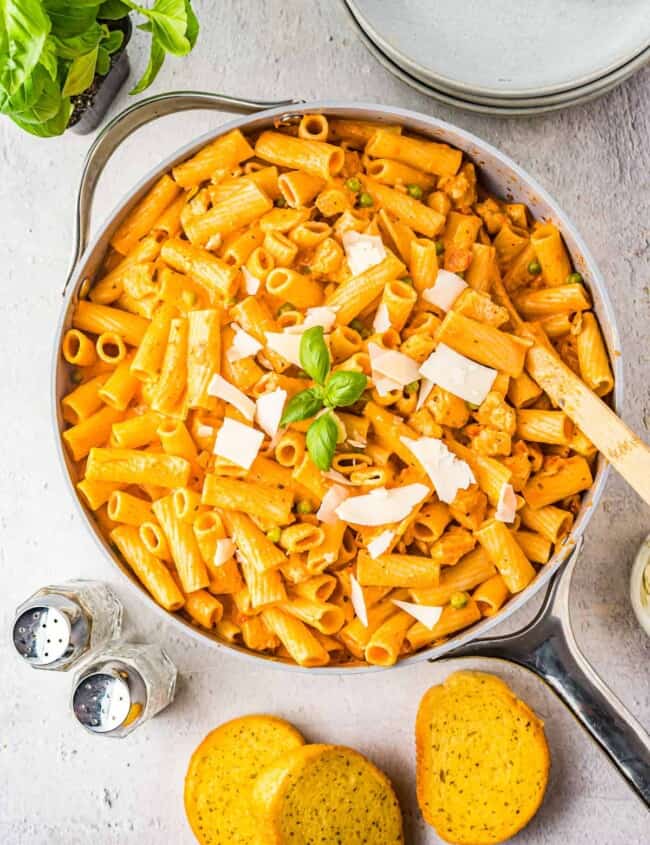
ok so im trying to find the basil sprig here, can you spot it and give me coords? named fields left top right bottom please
left=280, top=326, right=367, bottom=470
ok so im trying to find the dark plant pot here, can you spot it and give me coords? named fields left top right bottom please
left=68, top=17, right=133, bottom=136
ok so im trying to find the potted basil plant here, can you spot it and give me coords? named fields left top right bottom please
left=0, top=0, right=199, bottom=137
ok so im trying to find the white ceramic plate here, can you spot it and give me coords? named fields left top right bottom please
left=346, top=0, right=650, bottom=99
left=348, top=8, right=649, bottom=117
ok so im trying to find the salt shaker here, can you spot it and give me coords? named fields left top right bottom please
left=12, top=580, right=122, bottom=671
left=71, top=642, right=177, bottom=737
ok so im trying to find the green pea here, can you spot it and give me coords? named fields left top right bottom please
left=527, top=260, right=542, bottom=276
left=405, top=381, right=419, bottom=395
left=296, top=500, right=314, bottom=515
left=566, top=271, right=583, bottom=285
left=349, top=318, right=369, bottom=338
left=70, top=369, right=83, bottom=385
left=277, top=302, right=296, bottom=315
left=406, top=183, right=423, bottom=200
left=358, top=191, right=374, bottom=208
left=345, top=177, right=361, bottom=193
left=300, top=265, right=312, bottom=274
left=275, top=196, right=288, bottom=208
left=434, top=240, right=445, bottom=255
left=450, top=591, right=469, bottom=610
left=266, top=526, right=282, bottom=544
left=401, top=276, right=414, bottom=287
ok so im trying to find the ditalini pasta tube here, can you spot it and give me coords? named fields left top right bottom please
left=474, top=519, right=536, bottom=594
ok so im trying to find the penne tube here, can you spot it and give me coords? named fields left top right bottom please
left=540, top=312, right=572, bottom=338
left=185, top=590, right=223, bottom=629
left=157, top=419, right=198, bottom=463
left=111, top=525, right=184, bottom=611
left=410, top=548, right=496, bottom=605
left=472, top=575, right=509, bottom=617
left=130, top=303, right=176, bottom=381
left=186, top=308, right=222, bottom=408
left=380, top=280, right=417, bottom=331
left=289, top=221, right=331, bottom=249
left=261, top=607, right=329, bottom=667
left=221, top=227, right=264, bottom=267
left=90, top=237, right=161, bottom=304
left=575, top=311, right=614, bottom=396
left=152, top=192, right=186, bottom=239
left=514, top=530, right=552, bottom=564
left=172, top=128, right=254, bottom=188
left=266, top=267, right=324, bottom=308
left=405, top=599, right=482, bottom=650
left=202, top=475, right=294, bottom=525
left=365, top=610, right=412, bottom=666
left=275, top=430, right=306, bottom=468
left=62, top=329, right=97, bottom=367
left=530, top=222, right=571, bottom=287
left=62, top=406, right=123, bottom=462
left=365, top=129, right=462, bottom=176
left=61, top=374, right=109, bottom=425
left=278, top=170, right=326, bottom=208
left=107, top=490, right=153, bottom=525
left=111, top=174, right=180, bottom=255
left=96, top=331, right=127, bottom=364
left=112, top=412, right=161, bottom=449
left=263, top=231, right=298, bottom=267
left=98, top=353, right=140, bottom=411
left=523, top=455, right=593, bottom=509
left=186, top=180, right=274, bottom=247
left=292, top=574, right=337, bottom=603
left=306, top=522, right=346, bottom=574
left=77, top=478, right=123, bottom=511
left=452, top=289, right=509, bottom=328
left=160, top=238, right=239, bottom=298
left=516, top=409, right=574, bottom=445
left=152, top=495, right=209, bottom=592
left=357, top=552, right=439, bottom=588
left=474, top=519, right=536, bottom=594
left=464, top=243, right=496, bottom=293
left=225, top=511, right=286, bottom=573
left=238, top=553, right=286, bottom=608
left=519, top=503, right=573, bottom=542
left=86, top=447, right=191, bottom=488
left=298, top=113, right=329, bottom=141
left=514, top=283, right=591, bottom=319
left=507, top=372, right=543, bottom=409
left=280, top=597, right=344, bottom=635
left=339, top=593, right=405, bottom=658
left=73, top=300, right=149, bottom=346
left=437, top=310, right=531, bottom=377
left=172, top=487, right=202, bottom=523
left=255, top=130, right=344, bottom=180
left=365, top=157, right=435, bottom=190
left=360, top=176, right=445, bottom=237
left=139, top=520, right=171, bottom=561
left=328, top=118, right=401, bottom=148
left=409, top=237, right=439, bottom=293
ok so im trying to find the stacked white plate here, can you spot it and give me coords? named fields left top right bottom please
left=343, top=0, right=650, bottom=116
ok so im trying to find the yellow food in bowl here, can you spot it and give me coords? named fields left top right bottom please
left=60, top=113, right=612, bottom=666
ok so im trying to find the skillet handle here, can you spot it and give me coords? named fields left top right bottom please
left=446, top=542, right=650, bottom=807
left=63, top=90, right=305, bottom=295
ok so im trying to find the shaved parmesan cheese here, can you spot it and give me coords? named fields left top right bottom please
left=495, top=482, right=517, bottom=523
left=213, top=418, right=264, bottom=470
left=242, top=266, right=261, bottom=295
left=400, top=436, right=475, bottom=504
left=255, top=388, right=287, bottom=438
left=322, top=469, right=355, bottom=486
left=416, top=377, right=434, bottom=411
left=419, top=343, right=497, bottom=406
left=373, top=302, right=391, bottom=333
left=285, top=306, right=338, bottom=334
left=422, top=269, right=468, bottom=312
left=214, top=538, right=236, bottom=566
left=264, top=331, right=303, bottom=367
left=392, top=599, right=443, bottom=630
left=227, top=323, right=263, bottom=362
left=347, top=438, right=367, bottom=449
left=316, top=484, right=350, bottom=524
left=374, top=375, right=402, bottom=396
left=335, top=483, right=429, bottom=526
left=369, top=342, right=420, bottom=388
left=349, top=573, right=369, bottom=627
left=367, top=529, right=394, bottom=559
left=208, top=373, right=256, bottom=420
left=342, top=231, right=386, bottom=276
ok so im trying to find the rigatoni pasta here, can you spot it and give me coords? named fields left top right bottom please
left=59, top=116, right=613, bottom=667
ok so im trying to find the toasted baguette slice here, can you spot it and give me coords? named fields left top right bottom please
left=253, top=744, right=404, bottom=844
left=184, top=715, right=305, bottom=845
left=416, top=671, right=549, bottom=845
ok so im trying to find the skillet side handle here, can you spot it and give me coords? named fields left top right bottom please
left=447, top=546, right=650, bottom=807
left=63, top=90, right=305, bottom=296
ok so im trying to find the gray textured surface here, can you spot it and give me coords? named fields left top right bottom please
left=0, top=2, right=649, bottom=843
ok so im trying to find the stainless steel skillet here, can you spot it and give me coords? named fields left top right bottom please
left=52, top=92, right=650, bottom=804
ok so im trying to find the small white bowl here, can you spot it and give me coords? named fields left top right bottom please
left=630, top=534, right=650, bottom=637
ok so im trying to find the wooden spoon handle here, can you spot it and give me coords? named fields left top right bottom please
left=525, top=336, right=650, bottom=506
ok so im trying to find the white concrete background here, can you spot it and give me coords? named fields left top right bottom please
left=1, top=2, right=649, bottom=843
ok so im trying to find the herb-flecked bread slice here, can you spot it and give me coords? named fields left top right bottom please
left=416, top=671, right=550, bottom=845
left=184, top=714, right=305, bottom=845
left=252, top=744, right=404, bottom=844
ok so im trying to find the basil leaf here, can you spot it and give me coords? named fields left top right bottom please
left=324, top=371, right=368, bottom=408
left=300, top=326, right=330, bottom=385
left=98, top=0, right=130, bottom=19
left=129, top=0, right=190, bottom=56
left=62, top=46, right=99, bottom=96
left=44, top=1, right=102, bottom=37
left=129, top=36, right=164, bottom=93
left=102, top=28, right=124, bottom=53
left=306, top=412, right=338, bottom=471
left=7, top=66, right=61, bottom=123
left=11, top=95, right=71, bottom=136
left=0, top=0, right=51, bottom=95
left=184, top=0, right=199, bottom=48
left=52, top=24, right=104, bottom=59
left=96, top=46, right=110, bottom=75
left=280, top=388, right=323, bottom=427
left=39, top=39, right=59, bottom=80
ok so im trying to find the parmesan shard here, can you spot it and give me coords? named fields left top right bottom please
left=419, top=343, right=497, bottom=406
left=392, top=599, right=443, bottom=630
left=349, top=573, right=369, bottom=627
left=242, top=266, right=261, bottom=295
left=213, top=538, right=236, bottom=567
left=322, top=469, right=355, bottom=486
left=416, top=377, right=434, bottom=411
left=227, top=323, right=263, bottom=362
left=422, top=269, right=468, bottom=312
left=213, top=418, right=264, bottom=470
left=373, top=302, right=391, bottom=333
left=342, top=231, right=386, bottom=276
left=495, top=482, right=517, bottom=523
left=367, top=529, right=394, bottom=559
left=400, top=436, right=475, bottom=504
left=255, top=388, right=287, bottom=438
left=264, top=332, right=303, bottom=368
left=208, top=373, right=256, bottom=420
left=369, top=342, right=420, bottom=388
left=316, top=484, right=350, bottom=524
left=285, top=306, right=338, bottom=334
left=196, top=424, right=214, bottom=438
left=334, top=484, right=429, bottom=526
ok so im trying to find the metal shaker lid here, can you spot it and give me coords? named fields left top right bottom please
left=72, top=660, right=146, bottom=735
left=12, top=594, right=90, bottom=669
